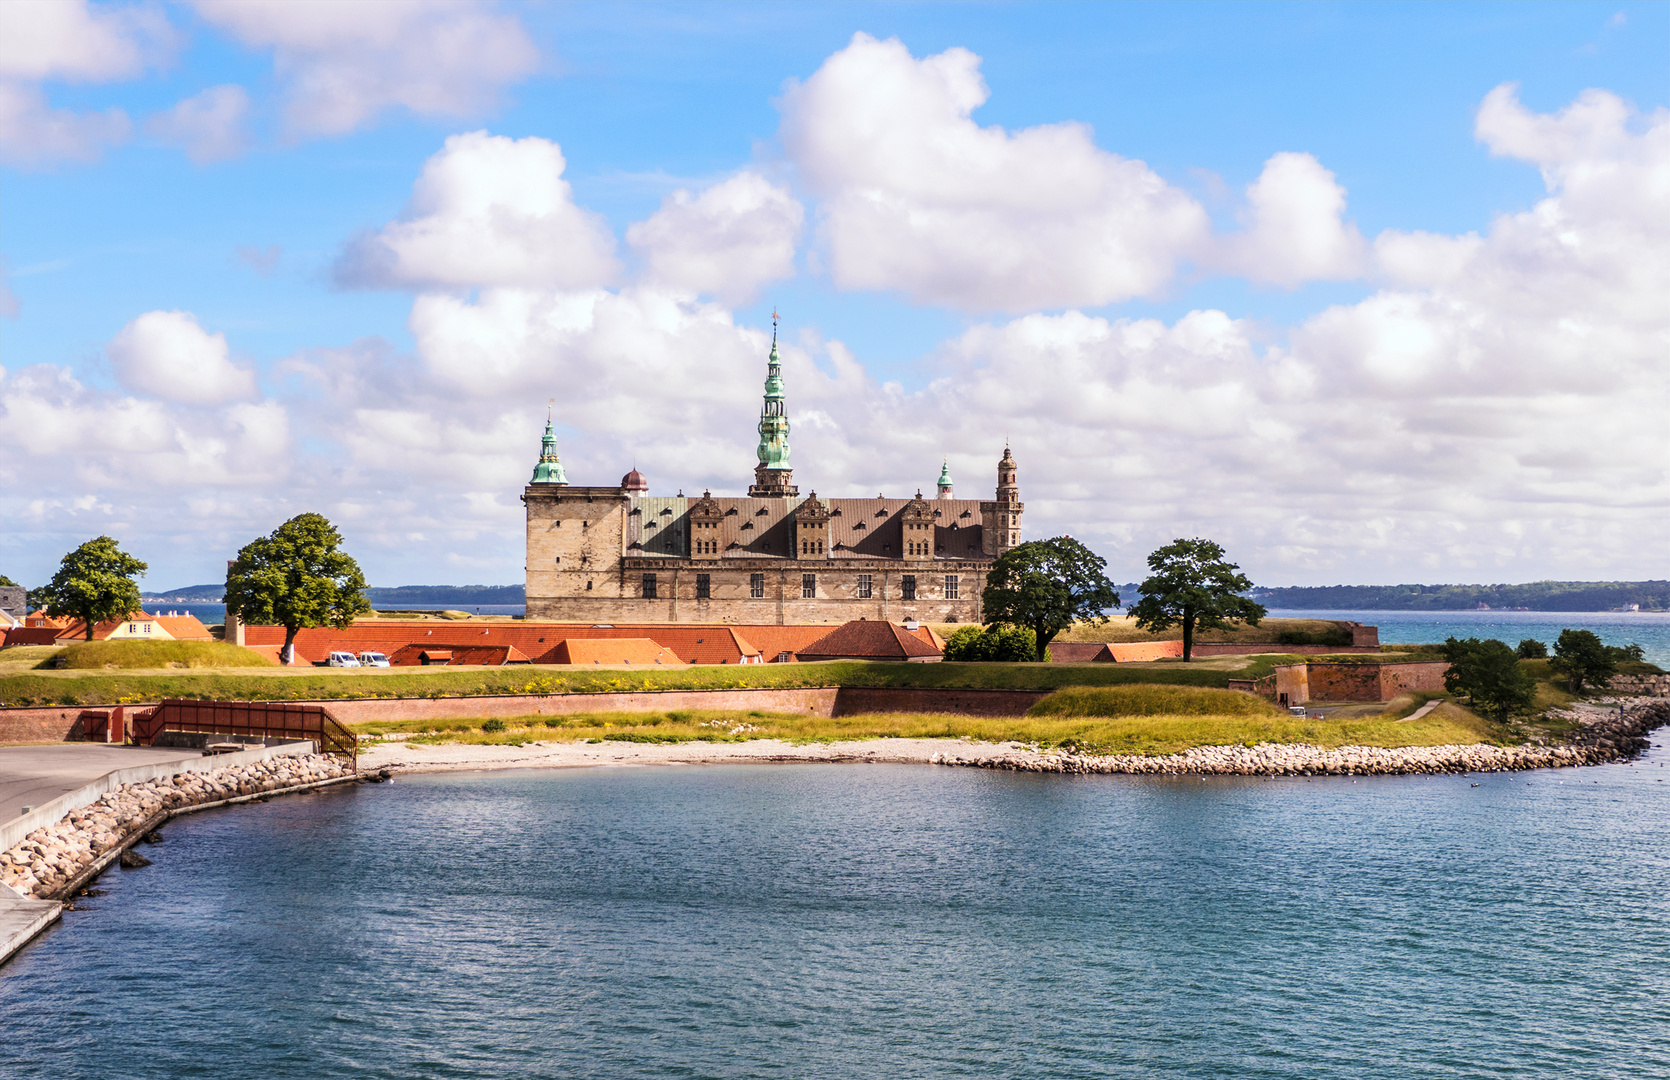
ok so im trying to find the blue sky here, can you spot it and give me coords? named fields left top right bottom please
left=2, top=1, right=1666, bottom=590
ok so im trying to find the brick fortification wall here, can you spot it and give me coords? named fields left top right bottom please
left=1273, top=661, right=1451, bottom=705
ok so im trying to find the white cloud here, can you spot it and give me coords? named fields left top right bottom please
left=0, top=0, right=178, bottom=166
left=107, top=310, right=259, bottom=405
left=778, top=33, right=1209, bottom=312
left=334, top=131, right=620, bottom=291
left=0, top=82, right=131, bottom=166
left=1215, top=152, right=1368, bottom=287
left=193, top=0, right=538, bottom=138
left=626, top=172, right=803, bottom=305
left=0, top=0, right=177, bottom=83
left=147, top=84, right=250, bottom=163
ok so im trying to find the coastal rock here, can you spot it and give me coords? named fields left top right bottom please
left=0, top=752, right=353, bottom=901
left=932, top=701, right=1670, bottom=779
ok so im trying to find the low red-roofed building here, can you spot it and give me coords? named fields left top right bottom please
left=797, top=620, right=944, bottom=662
left=546, top=638, right=685, bottom=666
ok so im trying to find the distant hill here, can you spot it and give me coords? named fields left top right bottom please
left=1247, top=581, right=1669, bottom=612
left=365, top=585, right=525, bottom=606
left=143, top=584, right=527, bottom=606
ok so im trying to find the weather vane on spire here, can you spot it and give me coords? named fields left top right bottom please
left=771, top=307, right=779, bottom=343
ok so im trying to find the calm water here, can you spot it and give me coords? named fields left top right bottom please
left=5, top=759, right=1670, bottom=1078
left=1264, top=608, right=1670, bottom=668
left=152, top=602, right=529, bottom=624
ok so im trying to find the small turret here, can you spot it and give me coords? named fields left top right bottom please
left=996, top=445, right=1018, bottom=504
left=981, top=445, right=1022, bottom=556
left=530, top=412, right=568, bottom=485
left=937, top=459, right=954, bottom=500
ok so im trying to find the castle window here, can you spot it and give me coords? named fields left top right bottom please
left=876, top=509, right=887, bottom=517
left=727, top=507, right=738, bottom=515
left=741, top=522, right=753, bottom=531
left=854, top=520, right=866, bottom=531
left=756, top=507, right=769, bottom=516
left=857, top=574, right=872, bottom=599
left=944, top=576, right=959, bottom=599
left=696, top=574, right=711, bottom=599
left=642, top=574, right=657, bottom=599
left=750, top=573, right=765, bottom=598
left=802, top=574, right=816, bottom=599
left=901, top=575, right=916, bottom=601
left=661, top=507, right=673, bottom=515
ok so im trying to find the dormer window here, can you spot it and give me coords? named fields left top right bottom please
left=741, top=522, right=753, bottom=530
left=756, top=507, right=769, bottom=516
left=854, top=520, right=866, bottom=531
left=831, top=507, right=842, bottom=516
left=726, top=507, right=738, bottom=515
left=960, top=510, right=972, bottom=518
left=876, top=509, right=887, bottom=517
left=660, top=507, right=673, bottom=515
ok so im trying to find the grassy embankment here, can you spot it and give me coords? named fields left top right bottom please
left=355, top=684, right=1501, bottom=755
left=0, top=638, right=1329, bottom=708
left=1044, top=615, right=1356, bottom=645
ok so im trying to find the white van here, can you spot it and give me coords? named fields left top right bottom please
left=326, top=651, right=361, bottom=668
left=358, top=651, right=390, bottom=668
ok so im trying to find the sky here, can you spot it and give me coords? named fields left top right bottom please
left=1, top=1, right=1666, bottom=592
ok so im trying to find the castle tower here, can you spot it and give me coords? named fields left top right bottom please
left=937, top=460, right=954, bottom=500
left=529, top=411, right=568, bottom=485
left=980, top=446, right=1023, bottom=555
left=749, top=313, right=798, bottom=498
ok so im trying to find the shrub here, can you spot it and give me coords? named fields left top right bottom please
left=481, top=718, right=507, bottom=733
left=943, top=624, right=1039, bottom=662
left=1516, top=639, right=1548, bottom=659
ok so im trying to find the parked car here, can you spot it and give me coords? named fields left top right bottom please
left=1287, top=705, right=1307, bottom=717
left=358, top=651, right=390, bottom=668
left=326, top=651, right=361, bottom=668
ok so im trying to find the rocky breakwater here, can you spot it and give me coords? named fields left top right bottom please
left=0, top=754, right=352, bottom=901
left=931, top=700, right=1670, bottom=778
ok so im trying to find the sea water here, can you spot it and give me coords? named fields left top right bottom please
left=4, top=758, right=1669, bottom=1079
left=1264, top=608, right=1670, bottom=668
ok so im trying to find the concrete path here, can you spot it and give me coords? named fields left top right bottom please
left=0, top=882, right=59, bottom=968
left=0, top=745, right=202, bottom=824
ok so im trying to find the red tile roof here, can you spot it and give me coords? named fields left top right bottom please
left=549, top=638, right=686, bottom=666
left=797, top=620, right=944, bottom=662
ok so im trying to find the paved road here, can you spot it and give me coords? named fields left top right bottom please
left=0, top=745, right=201, bottom=825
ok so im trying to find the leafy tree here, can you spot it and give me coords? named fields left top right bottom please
left=40, top=537, right=149, bottom=639
left=981, top=537, right=1119, bottom=663
left=1551, top=628, right=1617, bottom=693
left=0, top=575, right=17, bottom=587
left=1605, top=643, right=1646, bottom=664
left=1442, top=637, right=1537, bottom=722
left=225, top=514, right=370, bottom=664
left=1516, top=638, right=1548, bottom=659
left=1128, top=538, right=1266, bottom=661
left=942, top=624, right=1042, bottom=662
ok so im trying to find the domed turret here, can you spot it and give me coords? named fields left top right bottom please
left=937, top=459, right=954, bottom=499
left=621, top=468, right=648, bottom=493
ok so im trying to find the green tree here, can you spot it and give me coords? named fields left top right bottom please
left=1128, top=538, right=1266, bottom=661
left=224, top=514, right=370, bottom=665
left=1516, top=638, right=1548, bottom=659
left=40, top=536, right=149, bottom=639
left=0, top=575, right=17, bottom=587
left=942, top=623, right=1041, bottom=662
left=981, top=537, right=1119, bottom=663
left=1442, top=637, right=1537, bottom=721
left=1550, top=628, right=1617, bottom=694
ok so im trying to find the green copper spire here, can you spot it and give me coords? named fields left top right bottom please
left=530, top=409, right=568, bottom=484
left=756, top=313, right=790, bottom=468
left=937, top=459, right=954, bottom=497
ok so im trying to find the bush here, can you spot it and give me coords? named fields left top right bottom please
left=943, top=625, right=1040, bottom=662
left=481, top=718, right=506, bottom=733
left=1516, top=639, right=1548, bottom=659
left=1441, top=637, right=1536, bottom=721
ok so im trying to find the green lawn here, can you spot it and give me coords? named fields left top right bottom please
left=0, top=656, right=1268, bottom=708
left=352, top=690, right=1503, bottom=757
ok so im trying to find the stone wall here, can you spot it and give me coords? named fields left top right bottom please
left=529, top=561, right=987, bottom=625
left=1273, top=661, right=1451, bottom=705
left=1612, top=673, right=1670, bottom=696
left=0, top=709, right=89, bottom=744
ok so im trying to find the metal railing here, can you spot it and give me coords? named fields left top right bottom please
left=130, top=699, right=357, bottom=768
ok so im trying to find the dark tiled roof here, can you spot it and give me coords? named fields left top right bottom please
left=1046, top=642, right=1115, bottom=663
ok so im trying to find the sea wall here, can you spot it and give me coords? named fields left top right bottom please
left=1, top=753, right=354, bottom=902
left=933, top=700, right=1670, bottom=777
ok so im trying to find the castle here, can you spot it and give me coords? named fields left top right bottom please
left=522, top=323, right=1022, bottom=624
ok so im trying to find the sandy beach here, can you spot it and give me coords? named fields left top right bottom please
left=357, top=737, right=1016, bottom=774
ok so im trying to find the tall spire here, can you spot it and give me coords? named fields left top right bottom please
left=756, top=309, right=790, bottom=469
left=530, top=402, right=568, bottom=484
left=937, top=459, right=954, bottom=499
left=748, top=310, right=799, bottom=498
